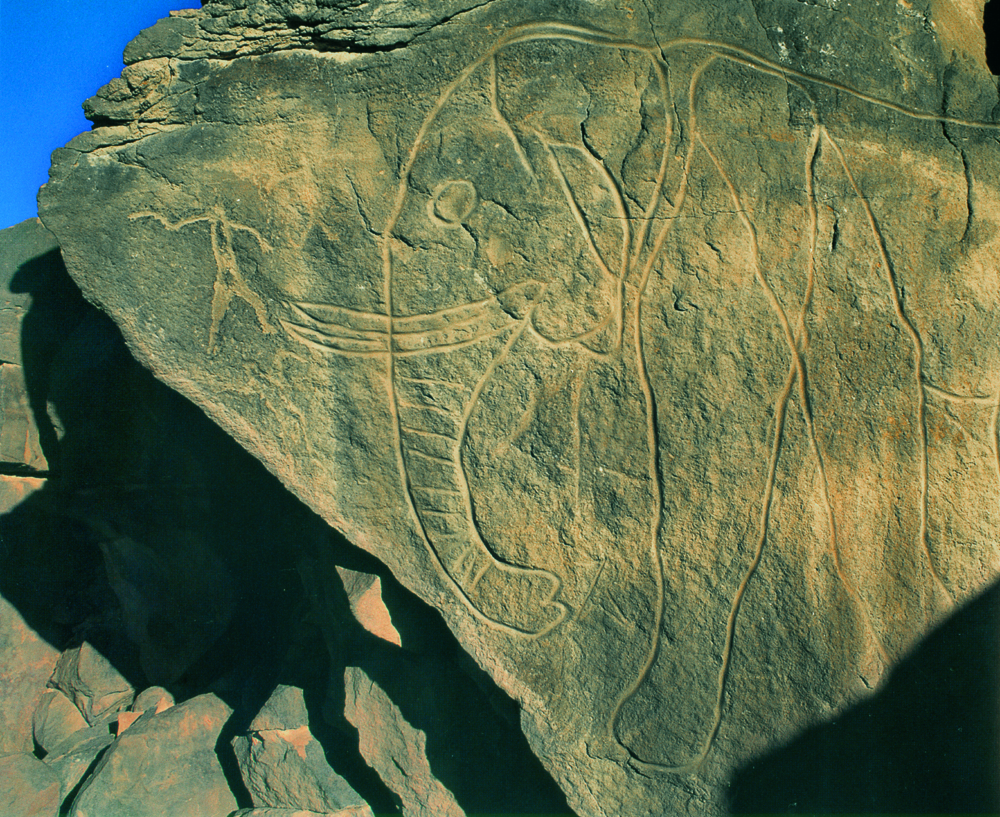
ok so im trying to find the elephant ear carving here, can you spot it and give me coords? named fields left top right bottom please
left=491, top=40, right=648, bottom=351
left=281, top=32, right=673, bottom=640
left=389, top=39, right=665, bottom=350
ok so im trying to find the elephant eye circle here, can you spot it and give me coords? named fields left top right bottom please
left=428, top=180, right=478, bottom=227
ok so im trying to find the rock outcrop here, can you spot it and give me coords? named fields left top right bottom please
left=31, top=689, right=88, bottom=755
left=344, top=666, right=464, bottom=817
left=0, top=218, right=569, bottom=815
left=49, top=643, right=134, bottom=726
left=68, top=693, right=238, bottom=817
left=41, top=725, right=115, bottom=804
left=0, top=597, right=60, bottom=757
left=0, top=753, right=61, bottom=817
left=232, top=685, right=373, bottom=815
left=32, top=0, right=1000, bottom=814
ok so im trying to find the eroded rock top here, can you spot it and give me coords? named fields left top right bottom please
left=121, top=0, right=492, bottom=64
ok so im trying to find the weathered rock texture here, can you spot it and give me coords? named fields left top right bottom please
left=68, top=693, right=237, bottom=817
left=336, top=567, right=402, bottom=647
left=31, top=689, right=88, bottom=754
left=344, top=666, right=464, bottom=817
left=50, top=643, right=134, bottom=726
left=0, top=218, right=567, bottom=816
left=0, top=222, right=52, bottom=480
left=38, top=0, right=1000, bottom=814
left=233, top=684, right=373, bottom=815
left=0, top=753, right=60, bottom=817
left=0, top=597, right=59, bottom=756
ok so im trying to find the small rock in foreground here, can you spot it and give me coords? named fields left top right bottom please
left=344, top=666, right=464, bottom=817
left=233, top=685, right=372, bottom=816
left=68, top=693, right=237, bottom=817
left=49, top=643, right=134, bottom=726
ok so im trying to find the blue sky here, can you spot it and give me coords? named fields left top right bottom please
left=0, top=1, right=198, bottom=229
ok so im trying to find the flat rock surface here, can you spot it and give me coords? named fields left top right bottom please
left=0, top=753, right=61, bottom=817
left=42, top=724, right=115, bottom=802
left=38, top=1, right=1000, bottom=813
left=344, top=666, right=464, bottom=817
left=32, top=689, right=88, bottom=755
left=336, top=566, right=402, bottom=647
left=68, top=693, right=237, bottom=817
left=0, top=220, right=58, bottom=476
left=50, top=642, right=134, bottom=726
left=233, top=684, right=372, bottom=814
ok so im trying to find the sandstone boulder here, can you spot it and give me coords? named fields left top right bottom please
left=232, top=684, right=372, bottom=815
left=336, top=567, right=402, bottom=648
left=0, top=218, right=329, bottom=693
left=344, top=666, right=463, bottom=817
left=131, top=685, right=174, bottom=713
left=116, top=685, right=174, bottom=735
left=38, top=1, right=1000, bottom=814
left=0, top=219, right=58, bottom=475
left=0, top=474, right=45, bottom=514
left=295, top=549, right=568, bottom=814
left=68, top=693, right=237, bottom=817
left=32, top=689, right=88, bottom=755
left=50, top=643, right=134, bottom=726
left=0, top=363, right=45, bottom=475
left=0, top=596, right=60, bottom=755
left=42, top=725, right=115, bottom=804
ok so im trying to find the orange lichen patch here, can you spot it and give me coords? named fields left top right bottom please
left=926, top=0, right=988, bottom=67
left=273, top=725, right=313, bottom=760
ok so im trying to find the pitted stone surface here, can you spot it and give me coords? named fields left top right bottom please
left=39, top=1, right=1000, bottom=813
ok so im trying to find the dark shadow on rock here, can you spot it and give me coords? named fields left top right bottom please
left=8, top=247, right=89, bottom=474
left=1, top=233, right=123, bottom=661
left=299, top=542, right=574, bottom=816
left=728, top=577, right=1000, bottom=815
left=985, top=0, right=1000, bottom=75
left=0, top=221, right=573, bottom=816
left=352, top=636, right=573, bottom=816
